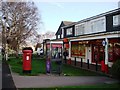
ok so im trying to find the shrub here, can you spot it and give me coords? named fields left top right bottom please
left=110, top=59, right=120, bottom=80
left=17, top=60, right=23, bottom=65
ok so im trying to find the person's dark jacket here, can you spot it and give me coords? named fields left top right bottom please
left=63, top=51, right=68, bottom=56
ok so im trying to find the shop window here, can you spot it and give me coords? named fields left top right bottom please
left=108, top=43, right=113, bottom=62
left=99, top=46, right=105, bottom=61
left=71, top=42, right=85, bottom=57
left=92, top=46, right=104, bottom=63
left=113, top=43, right=120, bottom=61
left=108, top=43, right=120, bottom=62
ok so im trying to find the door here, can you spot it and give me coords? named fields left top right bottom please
left=86, top=47, right=91, bottom=64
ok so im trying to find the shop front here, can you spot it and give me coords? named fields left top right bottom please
left=70, top=41, right=91, bottom=66
left=90, top=39, right=105, bottom=64
left=70, top=37, right=120, bottom=68
left=88, top=38, right=120, bottom=65
left=87, top=38, right=120, bottom=73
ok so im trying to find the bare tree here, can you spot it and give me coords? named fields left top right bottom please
left=1, top=1, right=40, bottom=57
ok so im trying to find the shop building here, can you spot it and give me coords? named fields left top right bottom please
left=54, top=8, right=120, bottom=73
left=55, top=21, right=75, bottom=39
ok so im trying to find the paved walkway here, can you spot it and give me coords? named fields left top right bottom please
left=11, top=72, right=119, bottom=88
left=2, top=60, right=16, bottom=89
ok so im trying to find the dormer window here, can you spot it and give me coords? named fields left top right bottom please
left=113, top=14, right=120, bottom=26
left=66, top=28, right=72, bottom=36
left=75, top=24, right=85, bottom=36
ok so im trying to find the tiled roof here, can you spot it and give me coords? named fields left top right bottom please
left=63, top=21, right=74, bottom=25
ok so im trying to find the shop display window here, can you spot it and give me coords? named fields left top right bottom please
left=108, top=43, right=113, bottom=62
left=71, top=42, right=85, bottom=57
left=92, top=45, right=104, bottom=63
left=108, top=43, right=120, bottom=62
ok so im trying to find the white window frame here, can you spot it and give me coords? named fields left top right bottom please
left=90, top=17, right=106, bottom=33
left=58, top=35, right=60, bottom=39
left=75, top=23, right=85, bottom=36
left=66, top=28, right=72, bottom=35
left=113, top=14, right=120, bottom=26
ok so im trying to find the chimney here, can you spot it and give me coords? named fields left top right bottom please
left=118, top=1, right=120, bottom=8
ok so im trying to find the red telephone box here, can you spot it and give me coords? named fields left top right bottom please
left=22, top=50, right=32, bottom=73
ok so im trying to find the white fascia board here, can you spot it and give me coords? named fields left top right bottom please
left=70, top=32, right=120, bottom=41
left=49, top=41, right=63, bottom=44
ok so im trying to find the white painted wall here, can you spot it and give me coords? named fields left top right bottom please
left=85, top=46, right=92, bottom=64
left=61, top=28, right=64, bottom=38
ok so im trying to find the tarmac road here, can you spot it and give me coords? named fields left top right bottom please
left=2, top=60, right=16, bottom=90
left=0, top=62, right=2, bottom=90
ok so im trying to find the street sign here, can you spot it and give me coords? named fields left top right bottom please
left=102, top=40, right=106, bottom=46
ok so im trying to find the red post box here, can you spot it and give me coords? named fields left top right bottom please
left=22, top=50, right=32, bottom=73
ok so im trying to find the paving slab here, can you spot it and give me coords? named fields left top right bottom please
left=12, top=73, right=119, bottom=88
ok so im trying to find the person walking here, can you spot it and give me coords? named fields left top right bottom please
left=63, top=48, right=68, bottom=64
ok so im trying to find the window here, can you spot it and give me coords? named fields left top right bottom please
left=58, top=35, right=60, bottom=39
left=113, top=14, right=120, bottom=26
left=75, top=24, right=84, bottom=36
left=51, top=45, right=62, bottom=59
left=91, top=22, right=94, bottom=32
left=92, top=46, right=104, bottom=63
left=71, top=41, right=85, bottom=57
left=90, top=18, right=105, bottom=33
left=66, top=28, right=72, bottom=35
left=108, top=43, right=120, bottom=62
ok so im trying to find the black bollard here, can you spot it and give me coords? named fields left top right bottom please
left=87, top=59, right=89, bottom=69
left=81, top=58, right=83, bottom=67
left=74, top=57, right=76, bottom=66
left=96, top=60, right=98, bottom=71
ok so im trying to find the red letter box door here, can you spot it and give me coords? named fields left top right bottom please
left=23, top=53, right=32, bottom=71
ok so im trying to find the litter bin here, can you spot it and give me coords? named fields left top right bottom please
left=46, top=57, right=51, bottom=74
left=22, top=49, right=32, bottom=73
